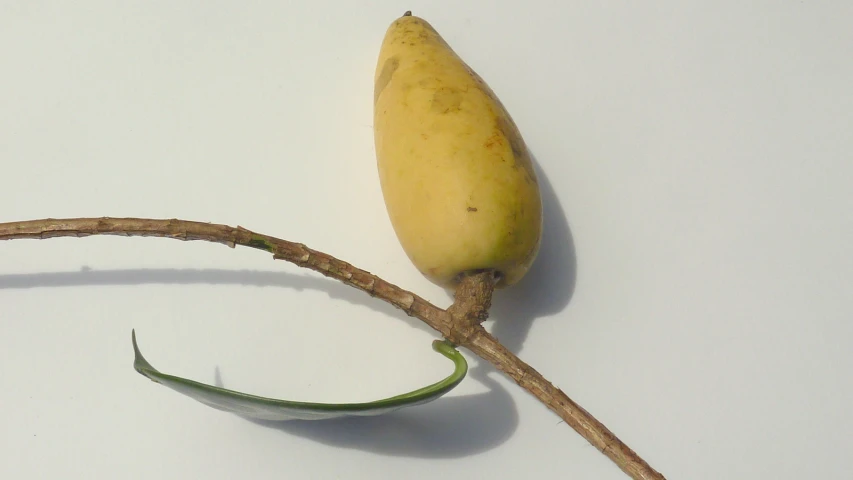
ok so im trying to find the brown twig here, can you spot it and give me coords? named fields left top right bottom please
left=0, top=217, right=665, bottom=480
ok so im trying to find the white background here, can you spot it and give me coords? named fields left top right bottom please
left=2, top=1, right=852, bottom=479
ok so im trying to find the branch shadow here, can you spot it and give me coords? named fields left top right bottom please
left=0, top=267, right=518, bottom=457
left=0, top=267, right=435, bottom=337
left=488, top=153, right=578, bottom=353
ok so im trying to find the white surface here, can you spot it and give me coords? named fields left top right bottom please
left=1, top=1, right=852, bottom=479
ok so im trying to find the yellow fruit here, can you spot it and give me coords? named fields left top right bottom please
left=373, top=12, right=542, bottom=289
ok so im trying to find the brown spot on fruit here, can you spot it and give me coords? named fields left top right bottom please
left=460, top=62, right=539, bottom=185
left=483, top=134, right=504, bottom=149
left=374, top=56, right=400, bottom=104
left=496, top=114, right=537, bottom=184
left=467, top=207, right=478, bottom=212
left=431, top=87, right=464, bottom=114
left=496, top=115, right=525, bottom=159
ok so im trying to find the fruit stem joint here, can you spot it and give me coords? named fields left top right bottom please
left=446, top=270, right=498, bottom=344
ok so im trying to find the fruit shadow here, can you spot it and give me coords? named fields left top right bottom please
left=487, top=153, right=578, bottom=353
left=0, top=267, right=518, bottom=458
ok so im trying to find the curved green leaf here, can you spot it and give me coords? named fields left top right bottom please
left=131, top=330, right=467, bottom=421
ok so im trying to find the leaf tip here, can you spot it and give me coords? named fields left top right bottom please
left=131, top=329, right=156, bottom=376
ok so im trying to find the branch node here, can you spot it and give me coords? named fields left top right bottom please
left=445, top=270, right=498, bottom=345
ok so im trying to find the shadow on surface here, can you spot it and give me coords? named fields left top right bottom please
left=488, top=154, right=578, bottom=353
left=233, top=365, right=517, bottom=458
left=0, top=267, right=518, bottom=457
left=0, top=267, right=436, bottom=337
left=1, top=155, right=573, bottom=455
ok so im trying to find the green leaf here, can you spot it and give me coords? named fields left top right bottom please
left=131, top=330, right=468, bottom=421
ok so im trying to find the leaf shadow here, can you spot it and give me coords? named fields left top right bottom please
left=0, top=266, right=518, bottom=457
left=488, top=153, right=578, bottom=353
left=231, top=365, right=517, bottom=458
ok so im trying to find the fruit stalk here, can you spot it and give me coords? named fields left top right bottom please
left=0, top=217, right=665, bottom=479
